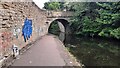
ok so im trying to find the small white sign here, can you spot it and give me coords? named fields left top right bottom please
left=12, top=44, right=19, bottom=57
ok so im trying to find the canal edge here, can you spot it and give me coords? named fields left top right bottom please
left=53, top=35, right=83, bottom=67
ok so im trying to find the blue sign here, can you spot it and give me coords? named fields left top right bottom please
left=22, top=18, right=32, bottom=42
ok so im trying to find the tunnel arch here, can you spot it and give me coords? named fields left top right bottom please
left=48, top=19, right=71, bottom=34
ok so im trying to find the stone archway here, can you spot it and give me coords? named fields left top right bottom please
left=48, top=19, right=71, bottom=34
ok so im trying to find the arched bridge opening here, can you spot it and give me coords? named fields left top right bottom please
left=48, top=19, right=71, bottom=35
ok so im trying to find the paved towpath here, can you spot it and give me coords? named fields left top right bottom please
left=11, top=35, right=81, bottom=66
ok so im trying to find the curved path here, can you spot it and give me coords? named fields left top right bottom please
left=11, top=35, right=81, bottom=66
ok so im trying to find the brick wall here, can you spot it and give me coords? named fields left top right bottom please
left=0, top=1, right=48, bottom=62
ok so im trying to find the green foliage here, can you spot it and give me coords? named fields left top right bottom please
left=96, top=2, right=120, bottom=39
left=110, top=28, right=120, bottom=39
left=81, top=16, right=101, bottom=36
left=98, top=28, right=113, bottom=37
left=64, top=2, right=90, bottom=11
left=48, top=21, right=60, bottom=34
left=70, top=2, right=120, bottom=39
left=44, top=2, right=65, bottom=11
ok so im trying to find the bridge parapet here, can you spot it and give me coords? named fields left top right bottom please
left=47, top=11, right=74, bottom=18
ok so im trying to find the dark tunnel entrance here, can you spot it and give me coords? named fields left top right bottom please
left=48, top=19, right=71, bottom=42
left=48, top=19, right=71, bottom=34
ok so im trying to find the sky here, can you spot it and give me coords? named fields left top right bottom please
left=33, top=0, right=49, bottom=9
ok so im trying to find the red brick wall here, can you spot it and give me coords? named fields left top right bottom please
left=0, top=32, right=3, bottom=60
left=1, top=31, right=12, bottom=57
left=0, top=2, right=48, bottom=61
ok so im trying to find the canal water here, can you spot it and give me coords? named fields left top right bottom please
left=53, top=32, right=120, bottom=67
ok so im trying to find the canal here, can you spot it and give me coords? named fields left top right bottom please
left=52, top=32, right=120, bottom=67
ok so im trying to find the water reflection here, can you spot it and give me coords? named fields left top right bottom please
left=57, top=32, right=120, bottom=67
left=57, top=32, right=73, bottom=45
left=58, top=32, right=65, bottom=42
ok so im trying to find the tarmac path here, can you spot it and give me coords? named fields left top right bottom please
left=11, top=35, right=79, bottom=66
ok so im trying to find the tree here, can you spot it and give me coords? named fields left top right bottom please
left=44, top=2, right=65, bottom=11
left=70, top=2, right=120, bottom=39
left=95, top=2, right=120, bottom=39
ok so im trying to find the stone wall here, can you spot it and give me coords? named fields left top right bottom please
left=47, top=11, right=73, bottom=18
left=0, top=1, right=48, bottom=65
left=0, top=1, right=74, bottom=66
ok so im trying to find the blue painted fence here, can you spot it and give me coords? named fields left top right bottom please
left=22, top=18, right=32, bottom=42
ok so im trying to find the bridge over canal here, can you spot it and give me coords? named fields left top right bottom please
left=46, top=11, right=73, bottom=33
